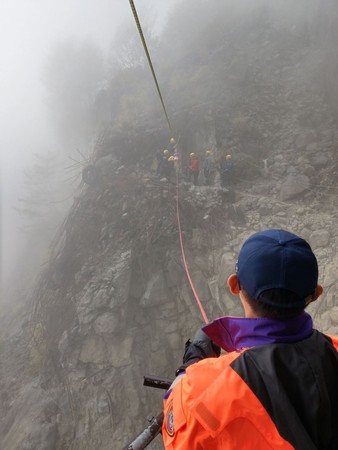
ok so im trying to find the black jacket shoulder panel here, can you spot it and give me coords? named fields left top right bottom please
left=230, top=331, right=338, bottom=450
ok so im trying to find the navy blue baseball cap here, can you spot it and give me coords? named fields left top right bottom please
left=236, top=229, right=318, bottom=307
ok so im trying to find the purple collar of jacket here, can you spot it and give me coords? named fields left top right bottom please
left=202, top=312, right=313, bottom=352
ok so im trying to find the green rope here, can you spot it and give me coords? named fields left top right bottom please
left=128, top=0, right=173, bottom=135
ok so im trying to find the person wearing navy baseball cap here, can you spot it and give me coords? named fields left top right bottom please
left=163, top=229, right=338, bottom=450
left=231, top=228, right=322, bottom=317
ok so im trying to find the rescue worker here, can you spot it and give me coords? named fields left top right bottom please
left=203, top=149, right=215, bottom=185
left=188, top=152, right=200, bottom=186
left=163, top=229, right=338, bottom=450
left=168, top=137, right=177, bottom=156
left=158, top=149, right=170, bottom=179
left=219, top=153, right=234, bottom=187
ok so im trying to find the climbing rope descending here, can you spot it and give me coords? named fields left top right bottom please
left=128, top=0, right=209, bottom=323
left=175, top=169, right=209, bottom=324
left=128, top=0, right=173, bottom=135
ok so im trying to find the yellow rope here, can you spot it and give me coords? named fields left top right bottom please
left=128, top=0, right=173, bottom=135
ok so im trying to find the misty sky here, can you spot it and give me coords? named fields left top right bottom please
left=0, top=0, right=179, bottom=286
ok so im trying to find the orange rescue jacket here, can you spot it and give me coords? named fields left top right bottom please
left=163, top=332, right=338, bottom=450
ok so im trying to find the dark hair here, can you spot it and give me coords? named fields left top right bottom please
left=242, top=288, right=312, bottom=319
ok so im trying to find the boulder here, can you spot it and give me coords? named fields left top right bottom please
left=280, top=174, right=310, bottom=201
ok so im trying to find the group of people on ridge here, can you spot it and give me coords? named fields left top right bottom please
left=186, top=150, right=235, bottom=187
left=156, top=140, right=235, bottom=188
left=156, top=138, right=179, bottom=181
left=201, top=151, right=234, bottom=187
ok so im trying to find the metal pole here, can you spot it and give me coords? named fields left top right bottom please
left=121, top=412, right=164, bottom=450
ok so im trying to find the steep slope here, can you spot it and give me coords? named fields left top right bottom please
left=3, top=135, right=338, bottom=450
left=2, top=1, right=338, bottom=449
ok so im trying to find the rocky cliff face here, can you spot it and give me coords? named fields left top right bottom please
left=3, top=146, right=338, bottom=450
left=2, top=3, right=338, bottom=449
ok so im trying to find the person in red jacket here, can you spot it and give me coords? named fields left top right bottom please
left=188, top=152, right=200, bottom=186
left=163, top=229, right=338, bottom=450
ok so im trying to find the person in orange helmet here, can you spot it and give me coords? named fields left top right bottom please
left=163, top=229, right=338, bottom=450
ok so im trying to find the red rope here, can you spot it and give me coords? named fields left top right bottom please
left=175, top=168, right=209, bottom=324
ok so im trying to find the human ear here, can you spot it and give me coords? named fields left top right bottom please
left=312, top=285, right=323, bottom=302
left=227, top=274, right=240, bottom=295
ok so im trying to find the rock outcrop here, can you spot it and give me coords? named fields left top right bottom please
left=2, top=1, right=338, bottom=449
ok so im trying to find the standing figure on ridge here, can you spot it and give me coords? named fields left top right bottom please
left=168, top=137, right=177, bottom=156
left=188, top=153, right=200, bottom=186
left=158, top=149, right=170, bottom=179
left=219, top=153, right=234, bottom=187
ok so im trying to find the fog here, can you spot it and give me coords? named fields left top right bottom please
left=1, top=0, right=337, bottom=301
left=2, top=1, right=338, bottom=448
left=0, top=0, right=179, bottom=297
